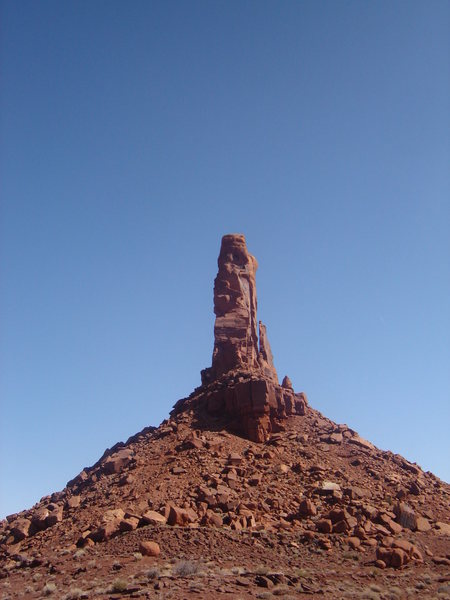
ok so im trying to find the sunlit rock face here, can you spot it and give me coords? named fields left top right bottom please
left=202, top=234, right=278, bottom=384
left=174, top=233, right=307, bottom=443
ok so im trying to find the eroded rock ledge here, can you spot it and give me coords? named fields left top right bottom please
left=173, top=234, right=307, bottom=442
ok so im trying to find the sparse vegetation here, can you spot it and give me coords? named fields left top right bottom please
left=63, top=589, right=84, bottom=600
left=147, top=567, right=160, bottom=580
left=293, top=567, right=308, bottom=578
left=360, top=592, right=380, bottom=600
left=342, top=550, right=359, bottom=561
left=271, top=584, right=291, bottom=596
left=110, top=579, right=128, bottom=593
left=416, top=581, right=426, bottom=590
left=172, top=560, right=200, bottom=577
left=43, top=582, right=57, bottom=596
left=385, top=588, right=402, bottom=600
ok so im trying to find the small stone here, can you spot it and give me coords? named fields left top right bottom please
left=415, top=517, right=431, bottom=532
left=119, top=517, right=139, bottom=532
left=46, top=505, right=63, bottom=528
left=433, top=556, right=450, bottom=566
left=390, top=548, right=407, bottom=568
left=434, top=521, right=450, bottom=535
left=103, top=449, right=133, bottom=475
left=167, top=505, right=197, bottom=526
left=171, top=466, right=187, bottom=475
left=298, top=499, right=316, bottom=517
left=102, top=508, right=125, bottom=523
left=228, top=452, right=243, bottom=465
left=141, top=511, right=167, bottom=526
left=31, top=508, right=49, bottom=531
left=316, top=519, right=333, bottom=533
left=10, top=519, right=32, bottom=542
left=394, top=502, right=417, bottom=530
left=66, top=496, right=81, bottom=509
left=201, top=510, right=223, bottom=528
left=89, top=520, right=121, bottom=543
left=333, top=520, right=349, bottom=534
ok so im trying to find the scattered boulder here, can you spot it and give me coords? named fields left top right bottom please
left=89, top=521, right=121, bottom=543
left=119, top=517, right=139, bottom=532
left=347, top=536, right=360, bottom=549
left=167, top=505, right=197, bottom=526
left=103, top=508, right=125, bottom=523
left=318, top=481, right=341, bottom=494
left=316, top=519, right=333, bottom=533
left=415, top=516, right=431, bottom=532
left=103, top=449, right=133, bottom=475
left=435, top=521, right=450, bottom=535
left=66, top=496, right=81, bottom=509
left=11, top=519, right=33, bottom=542
left=298, top=498, right=317, bottom=517
left=139, top=540, right=160, bottom=557
left=394, top=502, right=417, bottom=530
left=46, top=506, right=63, bottom=527
left=376, top=546, right=407, bottom=568
left=348, top=435, right=374, bottom=450
left=228, top=452, right=242, bottom=466
left=141, top=511, right=167, bottom=526
left=201, top=510, right=223, bottom=528
left=31, top=508, right=49, bottom=531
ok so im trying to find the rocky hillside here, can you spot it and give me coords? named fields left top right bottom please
left=1, top=235, right=449, bottom=600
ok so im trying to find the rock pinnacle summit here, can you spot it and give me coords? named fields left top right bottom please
left=173, top=234, right=307, bottom=442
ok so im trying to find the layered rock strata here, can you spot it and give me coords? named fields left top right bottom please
left=176, top=233, right=307, bottom=442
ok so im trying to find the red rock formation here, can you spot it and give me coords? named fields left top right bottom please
left=201, top=234, right=278, bottom=385
left=182, top=233, right=307, bottom=442
left=258, top=321, right=278, bottom=382
left=202, top=234, right=260, bottom=383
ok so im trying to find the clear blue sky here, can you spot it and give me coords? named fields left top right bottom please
left=1, top=1, right=449, bottom=519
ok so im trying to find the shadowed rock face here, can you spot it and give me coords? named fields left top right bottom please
left=184, top=233, right=306, bottom=442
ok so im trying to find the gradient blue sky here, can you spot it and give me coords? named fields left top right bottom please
left=1, top=1, right=449, bottom=519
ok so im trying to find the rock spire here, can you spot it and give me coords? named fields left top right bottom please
left=175, top=233, right=307, bottom=443
left=201, top=233, right=278, bottom=385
